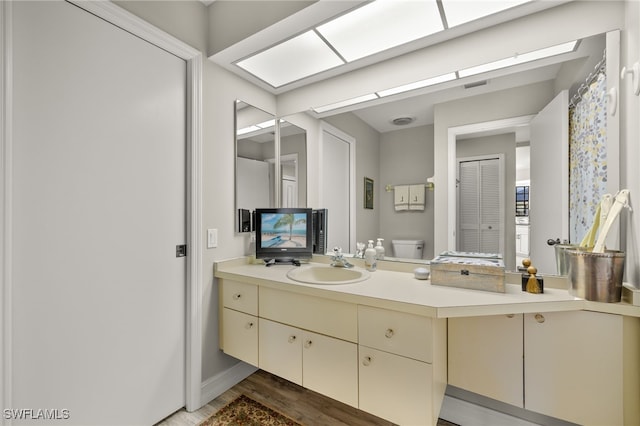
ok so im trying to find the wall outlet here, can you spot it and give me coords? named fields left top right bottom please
left=207, top=228, right=218, bottom=248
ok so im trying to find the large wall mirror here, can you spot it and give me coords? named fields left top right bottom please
left=235, top=101, right=307, bottom=233
left=305, top=30, right=618, bottom=273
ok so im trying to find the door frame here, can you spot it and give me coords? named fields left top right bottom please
left=0, top=0, right=204, bottom=415
left=447, top=115, right=535, bottom=251
left=319, top=121, right=356, bottom=253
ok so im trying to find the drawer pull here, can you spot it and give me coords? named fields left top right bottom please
left=385, top=328, right=395, bottom=338
left=245, top=322, right=254, bottom=329
left=288, top=335, right=297, bottom=343
left=535, top=313, right=545, bottom=323
left=460, top=269, right=470, bottom=276
left=304, top=339, right=312, bottom=348
left=506, top=314, right=515, bottom=318
left=233, top=293, right=242, bottom=300
left=362, top=356, right=372, bottom=366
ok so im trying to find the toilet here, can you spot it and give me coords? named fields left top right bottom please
left=391, top=239, right=424, bottom=259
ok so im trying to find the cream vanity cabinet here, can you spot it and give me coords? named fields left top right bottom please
left=220, top=280, right=259, bottom=366
left=448, top=314, right=524, bottom=408
left=358, top=305, right=447, bottom=426
left=258, top=287, right=359, bottom=408
left=524, top=311, right=639, bottom=426
left=449, top=311, right=640, bottom=426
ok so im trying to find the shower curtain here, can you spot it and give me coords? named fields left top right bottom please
left=569, top=72, right=607, bottom=244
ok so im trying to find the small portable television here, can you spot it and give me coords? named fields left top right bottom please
left=255, top=208, right=313, bottom=266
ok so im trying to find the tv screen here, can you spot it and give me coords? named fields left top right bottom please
left=255, top=208, right=313, bottom=265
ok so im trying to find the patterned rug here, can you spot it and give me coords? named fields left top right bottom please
left=199, top=394, right=302, bottom=426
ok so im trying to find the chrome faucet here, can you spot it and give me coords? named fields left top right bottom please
left=330, top=247, right=353, bottom=268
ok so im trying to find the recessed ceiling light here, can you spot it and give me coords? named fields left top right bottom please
left=312, top=93, right=379, bottom=114
left=458, top=40, right=578, bottom=78
left=236, top=31, right=344, bottom=88
left=442, top=0, right=532, bottom=28
left=316, top=0, right=444, bottom=62
left=378, top=72, right=458, bottom=97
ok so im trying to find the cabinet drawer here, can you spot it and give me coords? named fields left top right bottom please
left=222, top=280, right=258, bottom=315
left=260, top=287, right=357, bottom=342
left=358, top=305, right=432, bottom=362
left=222, top=308, right=258, bottom=366
left=359, top=345, right=433, bottom=425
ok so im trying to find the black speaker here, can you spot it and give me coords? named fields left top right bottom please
left=312, top=209, right=328, bottom=254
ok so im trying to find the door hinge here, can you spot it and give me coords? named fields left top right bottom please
left=176, top=244, right=187, bottom=257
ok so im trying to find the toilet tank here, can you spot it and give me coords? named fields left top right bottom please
left=392, top=239, right=424, bottom=259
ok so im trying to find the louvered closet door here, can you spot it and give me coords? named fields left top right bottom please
left=458, top=159, right=501, bottom=253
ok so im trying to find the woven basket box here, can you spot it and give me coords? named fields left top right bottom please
left=430, top=251, right=505, bottom=293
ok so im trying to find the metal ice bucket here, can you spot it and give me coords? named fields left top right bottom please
left=554, top=244, right=579, bottom=276
left=567, top=248, right=625, bottom=303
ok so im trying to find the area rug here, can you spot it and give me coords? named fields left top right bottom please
left=199, top=394, right=302, bottom=426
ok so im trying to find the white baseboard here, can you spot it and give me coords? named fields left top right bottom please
left=200, top=362, right=258, bottom=408
left=440, top=395, right=538, bottom=426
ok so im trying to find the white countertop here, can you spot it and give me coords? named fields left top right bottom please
left=214, top=258, right=640, bottom=318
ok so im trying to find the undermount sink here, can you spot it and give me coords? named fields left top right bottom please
left=286, top=265, right=370, bottom=285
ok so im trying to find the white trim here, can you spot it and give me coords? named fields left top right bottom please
left=1, top=1, right=13, bottom=423
left=200, top=363, right=258, bottom=407
left=319, top=121, right=356, bottom=253
left=1, top=0, right=205, bottom=415
left=447, top=115, right=535, bottom=251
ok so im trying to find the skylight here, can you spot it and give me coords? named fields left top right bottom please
left=236, top=31, right=344, bottom=88
left=235, top=0, right=538, bottom=89
left=316, top=0, right=443, bottom=62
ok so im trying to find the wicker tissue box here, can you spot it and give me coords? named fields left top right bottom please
left=430, top=251, right=505, bottom=293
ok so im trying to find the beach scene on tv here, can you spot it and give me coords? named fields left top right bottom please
left=260, top=213, right=307, bottom=248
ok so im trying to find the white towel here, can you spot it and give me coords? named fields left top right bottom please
left=409, top=184, right=425, bottom=210
left=394, top=185, right=409, bottom=211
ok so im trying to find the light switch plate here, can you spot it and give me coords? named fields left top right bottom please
left=207, top=228, right=218, bottom=248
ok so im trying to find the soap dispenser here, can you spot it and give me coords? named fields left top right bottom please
left=365, top=240, right=377, bottom=272
left=375, top=238, right=385, bottom=260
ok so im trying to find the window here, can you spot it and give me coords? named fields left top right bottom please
left=516, top=186, right=529, bottom=216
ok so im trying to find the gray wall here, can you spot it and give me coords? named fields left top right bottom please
left=379, top=125, right=435, bottom=259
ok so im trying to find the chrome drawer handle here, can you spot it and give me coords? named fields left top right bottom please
left=362, top=356, right=372, bottom=366
left=535, top=313, right=545, bottom=323
left=385, top=328, right=395, bottom=338
left=245, top=322, right=254, bottom=329
left=233, top=293, right=242, bottom=300
left=288, top=335, right=297, bottom=343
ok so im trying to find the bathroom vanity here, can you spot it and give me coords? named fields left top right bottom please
left=214, top=257, right=640, bottom=426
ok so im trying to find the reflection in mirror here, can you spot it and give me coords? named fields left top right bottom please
left=235, top=100, right=275, bottom=232
left=313, top=31, right=614, bottom=270
left=279, top=118, right=307, bottom=208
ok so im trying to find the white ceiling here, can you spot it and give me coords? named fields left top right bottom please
left=210, top=0, right=600, bottom=134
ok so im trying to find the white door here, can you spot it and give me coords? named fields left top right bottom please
left=529, top=91, right=569, bottom=274
left=321, top=128, right=353, bottom=252
left=12, top=2, right=186, bottom=424
left=458, top=158, right=503, bottom=254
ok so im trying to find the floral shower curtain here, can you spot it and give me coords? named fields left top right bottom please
left=569, top=72, right=607, bottom=244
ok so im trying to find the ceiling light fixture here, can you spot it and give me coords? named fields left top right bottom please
left=442, top=0, right=532, bottom=28
left=312, top=93, right=379, bottom=114
left=316, top=0, right=444, bottom=62
left=391, top=117, right=415, bottom=126
left=377, top=72, right=458, bottom=97
left=458, top=40, right=579, bottom=78
left=236, top=31, right=344, bottom=88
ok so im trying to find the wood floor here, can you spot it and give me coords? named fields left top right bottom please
left=156, top=369, right=458, bottom=426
